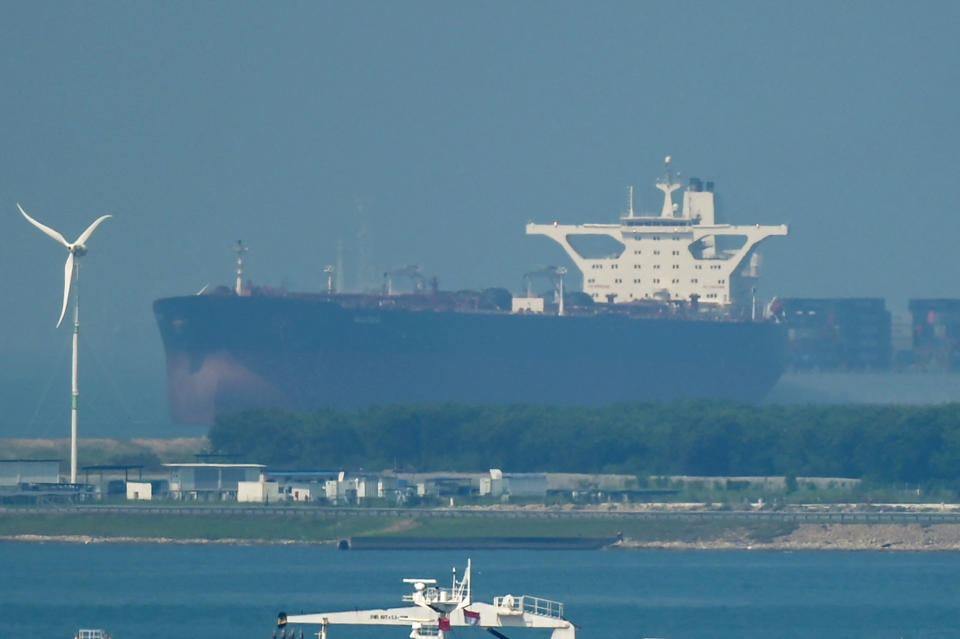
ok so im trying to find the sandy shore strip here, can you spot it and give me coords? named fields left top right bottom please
left=7, top=524, right=960, bottom=550
left=619, top=523, right=960, bottom=551
left=0, top=534, right=335, bottom=546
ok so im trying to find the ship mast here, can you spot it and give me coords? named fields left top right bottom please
left=655, top=155, right=682, bottom=218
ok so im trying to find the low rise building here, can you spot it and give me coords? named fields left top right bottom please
left=126, top=481, right=153, bottom=500
left=479, top=469, right=548, bottom=499
left=164, top=463, right=265, bottom=500
left=238, top=479, right=280, bottom=503
left=324, top=471, right=381, bottom=505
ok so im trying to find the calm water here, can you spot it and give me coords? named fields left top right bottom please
left=2, top=544, right=959, bottom=639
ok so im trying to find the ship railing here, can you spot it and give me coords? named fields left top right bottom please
left=494, top=594, right=564, bottom=619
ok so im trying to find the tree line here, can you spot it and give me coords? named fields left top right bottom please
left=209, top=402, right=960, bottom=486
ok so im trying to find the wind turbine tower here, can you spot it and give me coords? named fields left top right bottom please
left=19, top=203, right=111, bottom=485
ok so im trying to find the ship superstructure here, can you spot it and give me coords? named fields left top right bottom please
left=527, top=157, right=788, bottom=312
left=153, top=158, right=791, bottom=424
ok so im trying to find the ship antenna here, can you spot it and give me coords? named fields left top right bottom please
left=234, top=240, right=248, bottom=296
left=628, top=185, right=634, bottom=217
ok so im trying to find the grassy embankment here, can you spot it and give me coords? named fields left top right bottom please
left=0, top=507, right=796, bottom=543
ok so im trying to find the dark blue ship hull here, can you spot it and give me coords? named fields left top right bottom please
left=153, top=294, right=787, bottom=424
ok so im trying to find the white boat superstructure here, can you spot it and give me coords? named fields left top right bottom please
left=526, top=157, right=788, bottom=313
left=276, top=560, right=575, bottom=639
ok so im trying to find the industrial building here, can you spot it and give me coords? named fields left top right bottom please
left=163, top=462, right=265, bottom=500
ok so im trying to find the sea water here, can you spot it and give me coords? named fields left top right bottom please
left=2, top=544, right=959, bottom=639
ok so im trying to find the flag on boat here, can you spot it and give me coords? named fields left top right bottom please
left=464, top=610, right=480, bottom=626
left=439, top=618, right=451, bottom=631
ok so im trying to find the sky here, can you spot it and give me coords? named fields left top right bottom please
left=1, top=1, right=958, bottom=437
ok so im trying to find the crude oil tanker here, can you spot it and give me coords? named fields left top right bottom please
left=154, top=159, right=788, bottom=424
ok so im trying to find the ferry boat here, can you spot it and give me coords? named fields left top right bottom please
left=276, top=559, right=575, bottom=639
left=154, top=158, right=789, bottom=424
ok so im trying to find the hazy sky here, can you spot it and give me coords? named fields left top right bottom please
left=2, top=1, right=958, bottom=436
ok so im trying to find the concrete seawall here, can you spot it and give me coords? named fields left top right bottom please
left=341, top=536, right=618, bottom=550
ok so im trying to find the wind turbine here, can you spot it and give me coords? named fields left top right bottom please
left=19, top=203, right=111, bottom=484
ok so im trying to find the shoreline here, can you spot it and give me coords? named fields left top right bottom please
left=6, top=523, right=960, bottom=551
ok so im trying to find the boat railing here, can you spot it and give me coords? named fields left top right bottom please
left=402, top=586, right=462, bottom=604
left=494, top=594, right=564, bottom=619
left=410, top=623, right=441, bottom=637
left=76, top=631, right=110, bottom=639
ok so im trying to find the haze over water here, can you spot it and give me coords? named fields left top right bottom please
left=2, top=2, right=959, bottom=437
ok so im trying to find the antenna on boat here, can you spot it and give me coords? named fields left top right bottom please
left=234, top=240, right=248, bottom=296
left=628, top=185, right=634, bottom=217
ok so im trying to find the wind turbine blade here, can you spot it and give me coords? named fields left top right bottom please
left=18, top=203, right=70, bottom=247
left=58, top=252, right=74, bottom=328
left=74, top=214, right=112, bottom=246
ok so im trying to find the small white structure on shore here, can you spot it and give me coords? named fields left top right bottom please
left=126, top=481, right=153, bottom=501
left=238, top=479, right=280, bottom=503
left=479, top=469, right=505, bottom=497
left=325, top=471, right=379, bottom=505
left=479, top=469, right=548, bottom=499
